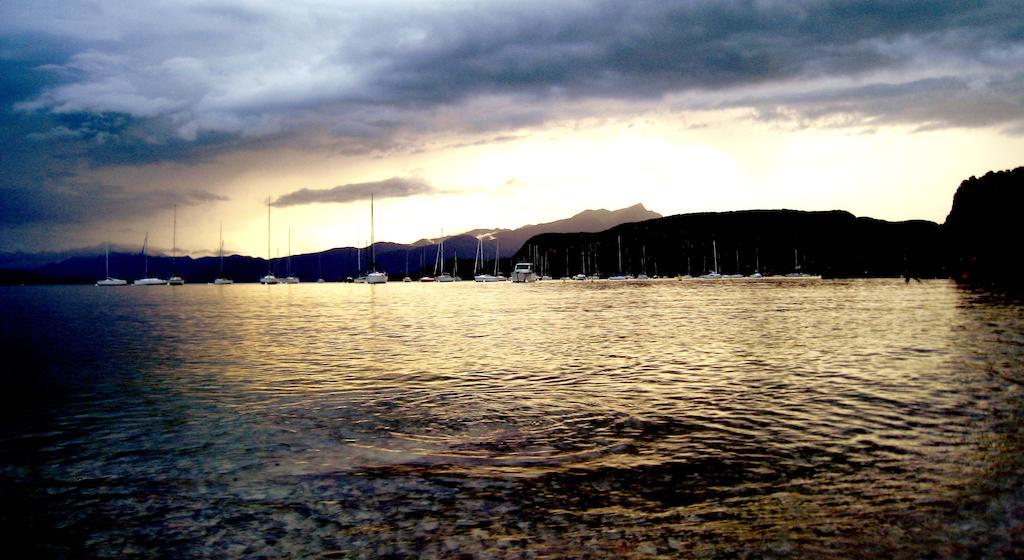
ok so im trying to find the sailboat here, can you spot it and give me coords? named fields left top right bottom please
left=366, top=194, right=387, bottom=284
left=636, top=245, right=650, bottom=280
left=494, top=239, right=506, bottom=281
left=474, top=237, right=499, bottom=282
left=134, top=232, right=167, bottom=285
left=353, top=243, right=367, bottom=283
left=96, top=242, right=127, bottom=285
left=167, top=205, right=185, bottom=285
left=436, top=230, right=454, bottom=282
left=785, top=248, right=820, bottom=278
left=420, top=236, right=439, bottom=281
left=749, top=248, right=763, bottom=279
left=260, top=197, right=279, bottom=284
left=402, top=250, right=412, bottom=282
left=722, top=249, right=744, bottom=279
left=213, top=222, right=233, bottom=284
left=317, top=254, right=326, bottom=283
left=608, top=235, right=628, bottom=280
left=283, top=228, right=300, bottom=283
left=699, top=240, right=722, bottom=279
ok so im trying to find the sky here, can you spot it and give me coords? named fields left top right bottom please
left=1, top=0, right=1023, bottom=257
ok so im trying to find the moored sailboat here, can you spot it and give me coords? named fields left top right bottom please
left=167, top=205, right=185, bottom=285
left=260, top=197, right=279, bottom=284
left=283, top=228, right=300, bottom=283
left=365, top=194, right=387, bottom=284
left=96, top=242, right=127, bottom=286
left=134, top=232, right=167, bottom=285
left=213, top=221, right=233, bottom=284
left=608, top=235, right=629, bottom=280
left=699, top=239, right=722, bottom=279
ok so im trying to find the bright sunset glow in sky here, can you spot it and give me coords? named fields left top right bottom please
left=2, top=1, right=1022, bottom=257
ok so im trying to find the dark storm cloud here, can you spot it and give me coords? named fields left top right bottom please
left=271, top=177, right=438, bottom=208
left=0, top=183, right=227, bottom=226
left=1, top=0, right=1023, bottom=243
left=5, top=0, right=1021, bottom=151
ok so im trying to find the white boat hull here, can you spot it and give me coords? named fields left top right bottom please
left=436, top=274, right=455, bottom=283
left=168, top=276, right=185, bottom=285
left=511, top=271, right=537, bottom=283
left=134, top=277, right=167, bottom=285
left=366, top=272, right=387, bottom=284
left=260, top=275, right=279, bottom=284
left=213, top=278, right=234, bottom=285
left=284, top=276, right=300, bottom=284
left=96, top=278, right=127, bottom=286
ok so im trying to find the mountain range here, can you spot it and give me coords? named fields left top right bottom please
left=0, top=203, right=662, bottom=283
left=3, top=166, right=1019, bottom=286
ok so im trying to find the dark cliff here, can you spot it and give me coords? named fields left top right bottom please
left=943, top=167, right=1024, bottom=286
left=513, top=209, right=944, bottom=278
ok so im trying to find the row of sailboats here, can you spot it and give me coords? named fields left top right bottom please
left=99, top=204, right=234, bottom=286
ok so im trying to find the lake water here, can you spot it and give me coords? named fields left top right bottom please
left=1, top=279, right=1022, bottom=558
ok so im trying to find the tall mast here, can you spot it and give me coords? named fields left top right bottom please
left=105, top=242, right=110, bottom=278
left=370, top=193, right=376, bottom=272
left=142, top=232, right=149, bottom=276
left=171, top=204, right=177, bottom=275
left=617, top=235, right=622, bottom=274
left=494, top=239, right=500, bottom=276
left=473, top=238, right=480, bottom=275
left=267, top=196, right=272, bottom=275
left=218, top=221, right=224, bottom=276
left=712, top=239, right=719, bottom=274
left=287, top=228, right=292, bottom=277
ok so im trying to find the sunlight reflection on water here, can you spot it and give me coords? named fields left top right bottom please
left=1, top=279, right=1022, bottom=557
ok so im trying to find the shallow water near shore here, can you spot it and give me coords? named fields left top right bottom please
left=1, top=279, right=1022, bottom=558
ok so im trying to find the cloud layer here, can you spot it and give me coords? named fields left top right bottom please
left=1, top=0, right=1023, bottom=245
left=272, top=177, right=437, bottom=207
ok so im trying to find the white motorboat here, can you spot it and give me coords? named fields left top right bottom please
left=510, top=262, right=537, bottom=283
left=367, top=271, right=387, bottom=284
